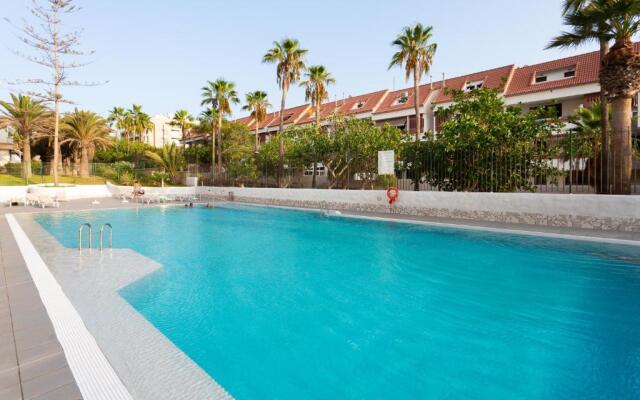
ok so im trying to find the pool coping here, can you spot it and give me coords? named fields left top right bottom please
left=220, top=202, right=640, bottom=247
left=5, top=214, right=132, bottom=400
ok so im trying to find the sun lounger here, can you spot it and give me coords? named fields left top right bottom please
left=37, top=195, right=59, bottom=208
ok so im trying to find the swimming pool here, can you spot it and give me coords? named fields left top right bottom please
left=35, top=204, right=640, bottom=399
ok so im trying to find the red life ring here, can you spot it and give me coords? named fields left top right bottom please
left=386, top=186, right=399, bottom=205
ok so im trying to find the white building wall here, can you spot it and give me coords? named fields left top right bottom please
left=144, top=115, right=183, bottom=148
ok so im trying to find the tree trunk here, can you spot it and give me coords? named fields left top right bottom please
left=22, top=134, right=32, bottom=180
left=413, top=68, right=421, bottom=140
left=611, top=96, right=633, bottom=194
left=255, top=125, right=259, bottom=154
left=79, top=147, right=89, bottom=178
left=598, top=39, right=610, bottom=194
left=217, top=114, right=223, bottom=173
left=211, top=117, right=216, bottom=184
left=278, top=84, right=288, bottom=188
left=52, top=10, right=60, bottom=186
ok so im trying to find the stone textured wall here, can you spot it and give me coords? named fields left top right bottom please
left=197, top=187, right=640, bottom=232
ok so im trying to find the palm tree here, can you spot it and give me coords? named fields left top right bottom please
left=549, top=0, right=640, bottom=194
left=0, top=94, right=52, bottom=179
left=557, top=0, right=612, bottom=193
left=107, top=106, right=127, bottom=140
left=300, top=66, right=335, bottom=188
left=144, top=143, right=185, bottom=183
left=60, top=109, right=112, bottom=178
left=300, top=65, right=335, bottom=126
left=201, top=79, right=239, bottom=174
left=124, top=105, right=153, bottom=144
left=243, top=91, right=271, bottom=153
left=389, top=23, right=437, bottom=140
left=170, top=109, right=194, bottom=142
left=263, top=38, right=308, bottom=186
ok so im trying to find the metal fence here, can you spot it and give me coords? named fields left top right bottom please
left=2, top=139, right=638, bottom=194
left=0, top=161, right=162, bottom=186
left=204, top=145, right=640, bottom=194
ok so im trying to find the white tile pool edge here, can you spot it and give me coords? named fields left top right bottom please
left=5, top=214, right=133, bottom=400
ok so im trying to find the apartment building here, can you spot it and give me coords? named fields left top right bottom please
left=233, top=45, right=640, bottom=137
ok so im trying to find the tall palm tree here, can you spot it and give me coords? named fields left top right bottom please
left=60, top=109, right=112, bottom=178
left=549, top=0, right=640, bottom=194
left=107, top=106, right=127, bottom=140
left=300, top=65, right=335, bottom=126
left=170, top=109, right=194, bottom=142
left=300, top=65, right=335, bottom=188
left=0, top=94, right=53, bottom=179
left=124, top=104, right=153, bottom=143
left=263, top=38, right=308, bottom=186
left=558, top=0, right=612, bottom=193
left=243, top=91, right=271, bottom=153
left=201, top=79, right=239, bottom=174
left=389, top=23, right=437, bottom=140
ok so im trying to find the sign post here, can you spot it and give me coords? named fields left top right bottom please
left=378, top=150, right=395, bottom=176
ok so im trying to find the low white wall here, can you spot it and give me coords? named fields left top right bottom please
left=1, top=184, right=113, bottom=203
left=198, top=187, right=640, bottom=231
left=198, top=187, right=639, bottom=219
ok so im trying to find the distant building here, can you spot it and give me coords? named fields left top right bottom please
left=0, top=127, right=20, bottom=166
left=142, top=114, right=183, bottom=148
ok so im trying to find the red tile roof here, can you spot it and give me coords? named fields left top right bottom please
left=374, top=84, right=439, bottom=114
left=297, top=101, right=341, bottom=125
left=433, top=65, right=515, bottom=103
left=503, top=44, right=640, bottom=97
left=261, top=104, right=312, bottom=130
left=234, top=115, right=255, bottom=129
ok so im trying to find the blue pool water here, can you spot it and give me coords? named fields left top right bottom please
left=35, top=205, right=640, bottom=399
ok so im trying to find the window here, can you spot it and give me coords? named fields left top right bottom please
left=393, top=91, right=409, bottom=106
left=352, top=100, right=366, bottom=110
left=282, top=114, right=292, bottom=122
left=534, top=66, right=576, bottom=84
left=464, top=80, right=484, bottom=91
left=535, top=74, right=548, bottom=83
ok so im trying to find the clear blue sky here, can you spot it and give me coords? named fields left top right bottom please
left=0, top=0, right=602, bottom=118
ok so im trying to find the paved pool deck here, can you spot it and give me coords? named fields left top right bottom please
left=0, top=196, right=638, bottom=400
left=0, top=216, right=82, bottom=400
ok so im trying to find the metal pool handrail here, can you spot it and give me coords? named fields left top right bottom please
left=99, top=223, right=113, bottom=251
left=78, top=223, right=92, bottom=250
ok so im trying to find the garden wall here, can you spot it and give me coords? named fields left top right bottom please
left=0, top=185, right=112, bottom=203
left=197, top=187, right=640, bottom=232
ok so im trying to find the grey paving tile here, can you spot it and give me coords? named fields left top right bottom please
left=21, top=366, right=75, bottom=400
left=0, top=340, right=18, bottom=371
left=31, top=382, right=81, bottom=400
left=0, top=383, right=22, bottom=400
left=19, top=353, right=68, bottom=383
left=12, top=312, right=53, bottom=334
left=9, top=305, right=47, bottom=328
left=16, top=339, right=63, bottom=366
left=0, top=366, right=20, bottom=391
left=14, top=328, right=58, bottom=354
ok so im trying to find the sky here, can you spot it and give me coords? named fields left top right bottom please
left=0, top=0, right=604, bottom=119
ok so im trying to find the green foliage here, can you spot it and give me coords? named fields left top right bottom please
left=93, top=139, right=155, bottom=165
left=221, top=122, right=257, bottom=182
left=184, top=146, right=212, bottom=164
left=144, top=143, right=186, bottom=183
left=422, top=88, right=560, bottom=192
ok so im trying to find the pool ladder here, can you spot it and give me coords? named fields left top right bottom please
left=78, top=223, right=113, bottom=250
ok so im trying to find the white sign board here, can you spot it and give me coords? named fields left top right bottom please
left=378, top=150, right=395, bottom=175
